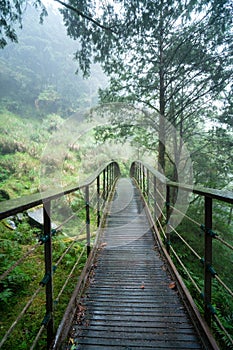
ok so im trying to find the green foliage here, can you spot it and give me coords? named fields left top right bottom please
left=0, top=1, right=47, bottom=48
left=0, top=110, right=52, bottom=197
left=61, top=0, right=232, bottom=182
left=167, top=195, right=233, bottom=348
left=213, top=311, right=233, bottom=350
left=70, top=193, right=85, bottom=212
left=36, top=87, right=61, bottom=114
left=0, top=238, right=29, bottom=305
left=0, top=211, right=88, bottom=349
left=0, top=5, right=107, bottom=116
left=42, top=113, right=64, bottom=133
left=38, top=86, right=60, bottom=102
left=0, top=288, right=13, bottom=304
left=0, top=189, right=10, bottom=201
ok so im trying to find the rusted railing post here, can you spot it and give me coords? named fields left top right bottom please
left=109, top=164, right=112, bottom=188
left=103, top=168, right=106, bottom=200
left=111, top=163, right=113, bottom=186
left=108, top=164, right=111, bottom=190
left=85, top=186, right=91, bottom=256
left=106, top=165, right=109, bottom=198
left=141, top=164, right=143, bottom=191
left=166, top=185, right=171, bottom=255
left=115, top=162, right=118, bottom=180
left=43, top=200, right=54, bottom=349
left=138, top=163, right=140, bottom=185
left=135, top=163, right=138, bottom=183
left=110, top=164, right=112, bottom=191
left=97, top=175, right=100, bottom=227
left=138, top=163, right=141, bottom=187
left=147, top=169, right=150, bottom=200
left=130, top=162, right=134, bottom=178
left=142, top=165, right=145, bottom=196
left=153, top=175, right=157, bottom=220
left=204, top=196, right=213, bottom=326
left=133, top=162, right=137, bottom=182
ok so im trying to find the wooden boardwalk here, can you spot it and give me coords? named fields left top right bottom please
left=66, top=178, right=204, bottom=349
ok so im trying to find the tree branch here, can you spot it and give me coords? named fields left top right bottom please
left=54, top=0, right=117, bottom=34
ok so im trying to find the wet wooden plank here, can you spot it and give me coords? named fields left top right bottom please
left=63, top=178, right=204, bottom=350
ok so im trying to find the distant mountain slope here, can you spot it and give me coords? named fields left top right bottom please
left=0, top=4, right=107, bottom=116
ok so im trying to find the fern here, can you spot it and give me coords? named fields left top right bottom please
left=0, top=288, right=13, bottom=304
left=213, top=312, right=233, bottom=350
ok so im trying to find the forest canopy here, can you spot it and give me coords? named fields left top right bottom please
left=58, top=0, right=233, bottom=187
left=0, top=0, right=232, bottom=188
left=0, top=0, right=47, bottom=48
left=0, top=2, right=232, bottom=349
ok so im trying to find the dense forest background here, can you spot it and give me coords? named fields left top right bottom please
left=0, top=1, right=232, bottom=196
left=0, top=0, right=232, bottom=349
left=0, top=3, right=122, bottom=199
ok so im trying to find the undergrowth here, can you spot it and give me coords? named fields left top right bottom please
left=0, top=216, right=89, bottom=349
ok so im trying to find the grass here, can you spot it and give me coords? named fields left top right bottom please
left=0, top=220, right=88, bottom=349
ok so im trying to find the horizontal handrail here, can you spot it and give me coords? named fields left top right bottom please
left=0, top=161, right=120, bottom=220
left=131, top=160, right=233, bottom=203
left=0, top=161, right=120, bottom=349
left=130, top=160, right=233, bottom=348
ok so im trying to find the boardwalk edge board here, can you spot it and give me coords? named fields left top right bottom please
left=136, top=178, right=220, bottom=350
left=53, top=178, right=220, bottom=350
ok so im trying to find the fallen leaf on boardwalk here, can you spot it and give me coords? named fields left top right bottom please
left=76, top=303, right=86, bottom=324
left=78, top=304, right=86, bottom=314
left=169, top=281, right=176, bottom=290
left=69, top=338, right=74, bottom=345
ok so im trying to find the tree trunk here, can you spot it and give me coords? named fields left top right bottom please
left=158, top=0, right=166, bottom=172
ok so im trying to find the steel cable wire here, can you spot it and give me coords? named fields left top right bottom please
left=215, top=235, right=233, bottom=251
left=30, top=324, right=45, bottom=350
left=54, top=246, right=86, bottom=304
left=215, top=275, right=233, bottom=298
left=169, top=203, right=233, bottom=251
left=162, top=201, right=233, bottom=297
left=169, top=224, right=202, bottom=260
left=134, top=166, right=233, bottom=347
left=89, top=190, right=98, bottom=210
left=155, top=201, right=166, bottom=220
left=171, top=243, right=233, bottom=343
left=155, top=187, right=166, bottom=201
left=213, top=314, right=233, bottom=347
left=0, top=208, right=85, bottom=347
left=0, top=203, right=88, bottom=283
left=28, top=193, right=98, bottom=349
left=55, top=205, right=86, bottom=231
left=170, top=246, right=202, bottom=294
left=55, top=226, right=86, bottom=268
left=30, top=221, right=92, bottom=348
left=0, top=241, right=41, bottom=281
left=0, top=285, right=43, bottom=348
left=169, top=204, right=201, bottom=227
left=156, top=218, right=167, bottom=239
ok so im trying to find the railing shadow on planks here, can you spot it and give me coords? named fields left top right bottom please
left=0, top=160, right=232, bottom=349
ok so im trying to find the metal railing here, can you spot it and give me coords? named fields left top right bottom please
left=0, top=161, right=120, bottom=349
left=130, top=160, right=233, bottom=347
